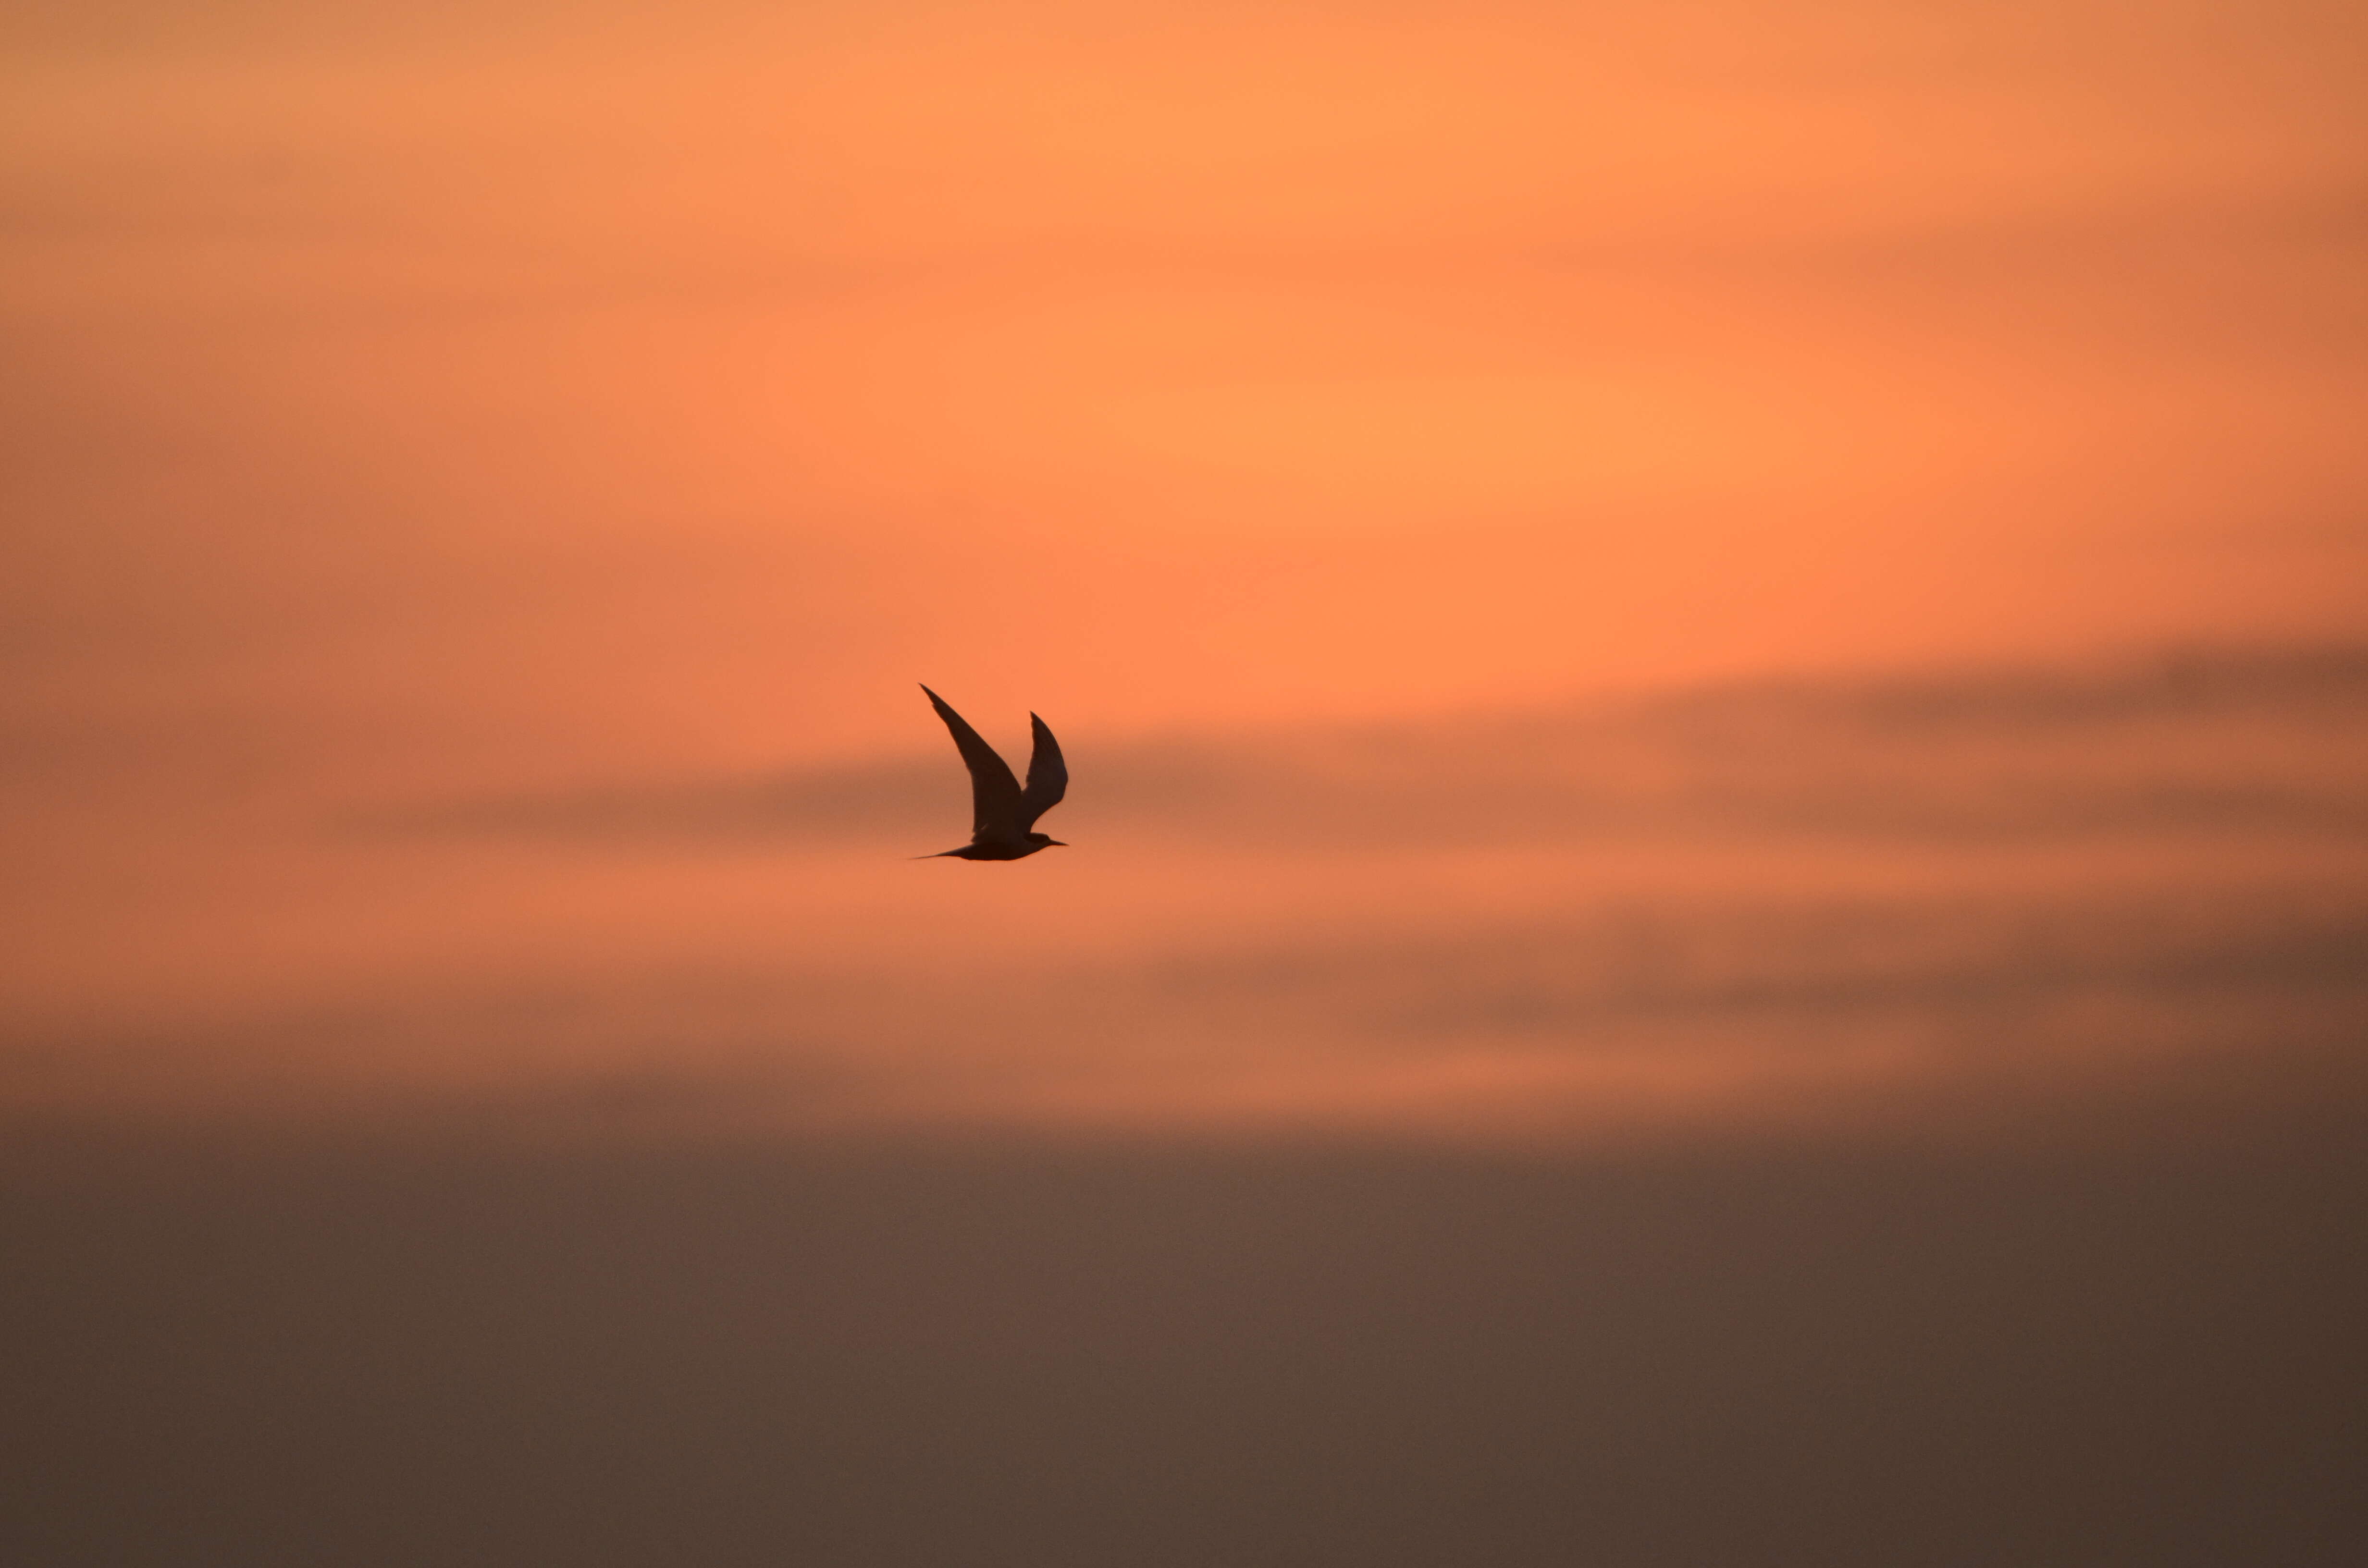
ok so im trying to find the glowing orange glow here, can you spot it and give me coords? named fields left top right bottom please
left=4, top=0, right=2364, bottom=1141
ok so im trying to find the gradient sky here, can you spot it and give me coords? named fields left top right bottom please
left=10, top=18, right=2368, bottom=1564
left=4, top=0, right=2365, bottom=1139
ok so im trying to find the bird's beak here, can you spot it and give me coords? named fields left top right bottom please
left=1047, top=839, right=1068, bottom=846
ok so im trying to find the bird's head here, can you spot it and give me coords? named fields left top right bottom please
left=1029, top=833, right=1068, bottom=848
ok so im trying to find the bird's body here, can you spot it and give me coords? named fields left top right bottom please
left=928, top=835, right=1061, bottom=862
left=917, top=685, right=1068, bottom=861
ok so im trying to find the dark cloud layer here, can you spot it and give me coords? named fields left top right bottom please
left=7, top=1126, right=2365, bottom=1567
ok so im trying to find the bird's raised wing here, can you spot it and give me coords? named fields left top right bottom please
left=921, top=685, right=1024, bottom=841
left=1020, top=713, right=1067, bottom=830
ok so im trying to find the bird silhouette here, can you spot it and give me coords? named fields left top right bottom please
left=916, top=685, right=1068, bottom=860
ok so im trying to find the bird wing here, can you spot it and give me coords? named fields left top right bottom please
left=1019, top=713, right=1067, bottom=831
left=921, top=685, right=1024, bottom=841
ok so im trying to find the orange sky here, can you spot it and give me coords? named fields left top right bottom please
left=4, top=0, right=2365, bottom=1139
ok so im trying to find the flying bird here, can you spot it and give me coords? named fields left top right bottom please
left=916, top=685, right=1068, bottom=860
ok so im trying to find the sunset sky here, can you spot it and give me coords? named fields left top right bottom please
left=7, top=0, right=2368, bottom=1139
left=8, top=5, right=2368, bottom=1565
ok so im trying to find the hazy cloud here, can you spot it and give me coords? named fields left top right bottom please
left=361, top=643, right=2368, bottom=850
